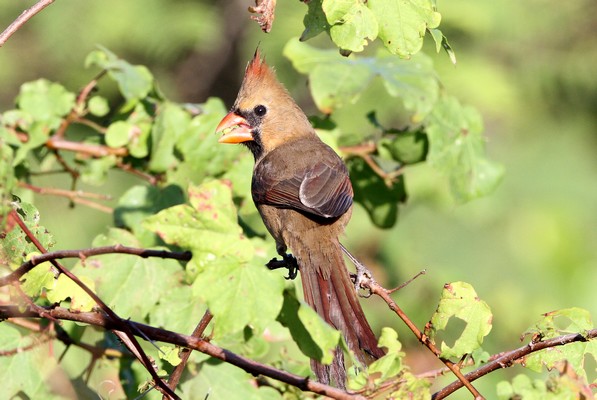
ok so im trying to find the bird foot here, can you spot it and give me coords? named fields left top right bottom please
left=353, top=262, right=375, bottom=298
left=266, top=254, right=299, bottom=280
left=340, top=243, right=375, bottom=297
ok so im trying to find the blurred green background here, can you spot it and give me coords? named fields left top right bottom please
left=2, top=0, right=596, bottom=396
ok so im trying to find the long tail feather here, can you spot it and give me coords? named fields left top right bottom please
left=290, top=237, right=385, bottom=388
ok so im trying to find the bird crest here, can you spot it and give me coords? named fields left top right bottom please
left=245, top=48, right=269, bottom=79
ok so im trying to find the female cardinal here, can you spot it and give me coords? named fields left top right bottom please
left=216, top=51, right=384, bottom=388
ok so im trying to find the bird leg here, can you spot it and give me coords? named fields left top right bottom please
left=340, top=243, right=375, bottom=297
left=266, top=253, right=299, bottom=280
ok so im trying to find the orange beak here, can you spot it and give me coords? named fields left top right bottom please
left=216, top=112, right=254, bottom=144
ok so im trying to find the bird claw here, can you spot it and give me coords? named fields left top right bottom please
left=266, top=254, right=299, bottom=280
left=353, top=265, right=374, bottom=298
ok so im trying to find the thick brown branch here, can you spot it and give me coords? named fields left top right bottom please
left=0, top=0, right=55, bottom=47
left=0, top=305, right=364, bottom=400
left=7, top=210, right=180, bottom=400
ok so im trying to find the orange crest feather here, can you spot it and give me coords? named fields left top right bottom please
left=245, top=48, right=270, bottom=81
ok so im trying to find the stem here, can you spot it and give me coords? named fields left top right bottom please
left=0, top=0, right=55, bottom=47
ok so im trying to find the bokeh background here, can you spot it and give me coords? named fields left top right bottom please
left=1, top=0, right=596, bottom=397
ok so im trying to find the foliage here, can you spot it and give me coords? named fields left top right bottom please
left=0, top=1, right=595, bottom=399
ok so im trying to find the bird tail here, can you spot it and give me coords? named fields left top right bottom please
left=290, top=237, right=385, bottom=388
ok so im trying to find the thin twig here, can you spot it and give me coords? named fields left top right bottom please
left=164, top=310, right=214, bottom=398
left=0, top=244, right=192, bottom=287
left=340, top=143, right=405, bottom=185
left=0, top=333, right=52, bottom=356
left=364, top=277, right=484, bottom=399
left=52, top=70, right=106, bottom=140
left=77, top=118, right=108, bottom=134
left=18, top=182, right=111, bottom=200
left=46, top=137, right=128, bottom=157
left=0, top=0, right=55, bottom=47
left=17, top=182, right=114, bottom=213
left=116, top=161, right=161, bottom=185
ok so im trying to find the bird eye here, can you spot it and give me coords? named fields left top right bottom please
left=253, top=104, right=267, bottom=117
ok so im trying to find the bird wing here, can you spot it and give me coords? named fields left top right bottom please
left=253, top=155, right=353, bottom=219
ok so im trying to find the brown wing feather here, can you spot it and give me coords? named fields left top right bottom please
left=252, top=145, right=353, bottom=219
left=299, top=161, right=352, bottom=218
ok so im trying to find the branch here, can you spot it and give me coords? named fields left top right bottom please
left=0, top=0, right=55, bottom=47
left=340, top=143, right=405, bottom=185
left=164, top=310, right=213, bottom=398
left=0, top=305, right=365, bottom=400
left=17, top=182, right=113, bottom=213
left=6, top=210, right=180, bottom=400
left=0, top=244, right=192, bottom=287
left=46, top=137, right=128, bottom=157
left=433, top=328, right=597, bottom=399
left=362, top=276, right=484, bottom=398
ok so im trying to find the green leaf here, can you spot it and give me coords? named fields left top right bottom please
left=150, top=285, right=207, bottom=334
left=179, top=359, right=281, bottom=400
left=12, top=121, right=53, bottom=166
left=79, top=154, right=117, bottom=185
left=521, top=308, right=596, bottom=382
left=2, top=202, right=55, bottom=268
left=348, top=157, right=406, bottom=228
left=149, top=102, right=190, bottom=172
left=72, top=228, right=181, bottom=319
left=1, top=109, right=34, bottom=132
left=114, top=184, right=185, bottom=247
left=0, top=325, right=62, bottom=400
left=323, top=0, right=378, bottom=53
left=497, top=372, right=591, bottom=400
left=425, top=95, right=504, bottom=202
left=523, top=307, right=593, bottom=340
left=368, top=0, right=441, bottom=58
left=378, top=129, right=428, bottom=165
left=86, top=47, right=153, bottom=102
left=88, top=95, right=110, bottom=117
left=428, top=281, right=493, bottom=359
left=349, top=327, right=404, bottom=389
left=192, top=255, right=284, bottom=336
left=104, top=109, right=151, bottom=157
left=284, top=40, right=438, bottom=119
left=105, top=120, right=133, bottom=148
left=429, top=28, right=457, bottom=64
left=144, top=181, right=284, bottom=335
left=277, top=287, right=341, bottom=365
left=172, top=97, right=243, bottom=187
left=144, top=181, right=252, bottom=275
left=158, top=345, right=182, bottom=367
left=16, top=79, right=75, bottom=123
left=46, top=273, right=96, bottom=311
left=122, top=102, right=152, bottom=158
left=0, top=143, right=16, bottom=218
left=300, top=0, right=330, bottom=41
left=217, top=325, right=271, bottom=359
left=19, top=262, right=55, bottom=297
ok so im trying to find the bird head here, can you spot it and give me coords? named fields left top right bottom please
left=216, top=49, right=314, bottom=160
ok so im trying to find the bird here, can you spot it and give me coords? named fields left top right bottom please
left=216, top=50, right=385, bottom=388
